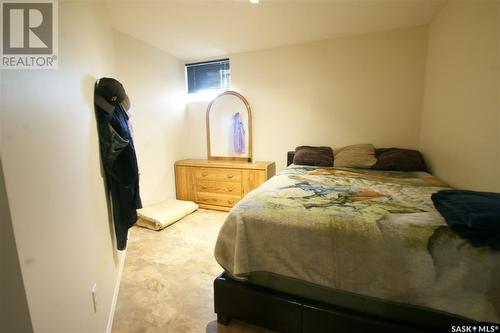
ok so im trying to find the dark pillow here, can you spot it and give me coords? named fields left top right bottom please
left=293, top=146, right=333, bottom=167
left=372, top=148, right=427, bottom=171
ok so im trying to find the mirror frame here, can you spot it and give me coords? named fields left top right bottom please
left=206, top=90, right=253, bottom=162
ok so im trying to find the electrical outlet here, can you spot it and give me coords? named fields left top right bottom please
left=91, top=283, right=97, bottom=313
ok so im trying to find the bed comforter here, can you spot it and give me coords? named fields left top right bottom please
left=214, top=165, right=500, bottom=322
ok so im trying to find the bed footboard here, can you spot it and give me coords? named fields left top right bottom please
left=213, top=273, right=453, bottom=333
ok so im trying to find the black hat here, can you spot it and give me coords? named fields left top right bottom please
left=95, top=77, right=128, bottom=113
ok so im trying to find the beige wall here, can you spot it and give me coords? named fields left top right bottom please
left=185, top=26, right=429, bottom=171
left=113, top=32, right=187, bottom=205
left=0, top=2, right=121, bottom=332
left=419, top=1, right=500, bottom=191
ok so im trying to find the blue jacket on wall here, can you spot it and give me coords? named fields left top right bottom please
left=94, top=78, right=142, bottom=250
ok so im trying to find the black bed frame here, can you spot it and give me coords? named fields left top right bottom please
left=214, top=274, right=473, bottom=333
left=287, top=150, right=295, bottom=167
left=213, top=151, right=474, bottom=332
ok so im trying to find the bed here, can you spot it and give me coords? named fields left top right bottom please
left=213, top=152, right=500, bottom=332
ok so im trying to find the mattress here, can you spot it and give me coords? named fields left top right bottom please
left=214, top=165, right=500, bottom=323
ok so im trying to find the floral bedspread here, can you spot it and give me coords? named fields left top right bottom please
left=214, top=165, right=500, bottom=322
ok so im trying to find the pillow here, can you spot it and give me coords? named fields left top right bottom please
left=372, top=148, right=427, bottom=171
left=333, top=144, right=377, bottom=168
left=136, top=199, right=198, bottom=231
left=293, top=146, right=333, bottom=167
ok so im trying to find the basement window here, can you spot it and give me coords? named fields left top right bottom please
left=185, top=58, right=230, bottom=94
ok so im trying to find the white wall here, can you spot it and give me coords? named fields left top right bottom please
left=0, top=2, right=121, bottom=332
left=185, top=26, right=429, bottom=171
left=419, top=1, right=500, bottom=191
left=113, top=31, right=187, bottom=205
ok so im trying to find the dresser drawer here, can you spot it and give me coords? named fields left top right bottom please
left=196, top=192, right=241, bottom=207
left=196, top=168, right=242, bottom=182
left=196, top=180, right=242, bottom=195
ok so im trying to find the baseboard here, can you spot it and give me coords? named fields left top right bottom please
left=106, top=250, right=126, bottom=333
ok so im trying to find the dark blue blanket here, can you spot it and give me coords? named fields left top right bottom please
left=432, top=190, right=500, bottom=250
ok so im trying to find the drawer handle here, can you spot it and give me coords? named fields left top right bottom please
left=228, top=189, right=233, bottom=192
left=227, top=175, right=234, bottom=179
left=201, top=172, right=208, bottom=177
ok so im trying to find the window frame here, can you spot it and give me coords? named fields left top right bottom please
left=185, top=58, right=231, bottom=94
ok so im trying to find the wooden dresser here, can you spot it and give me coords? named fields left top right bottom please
left=175, top=159, right=276, bottom=212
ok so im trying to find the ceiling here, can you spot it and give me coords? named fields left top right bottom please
left=106, top=0, right=446, bottom=62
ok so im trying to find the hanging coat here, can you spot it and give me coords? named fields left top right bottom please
left=94, top=78, right=142, bottom=250
left=232, top=112, right=246, bottom=154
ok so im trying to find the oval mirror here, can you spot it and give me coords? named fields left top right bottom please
left=206, top=91, right=252, bottom=162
